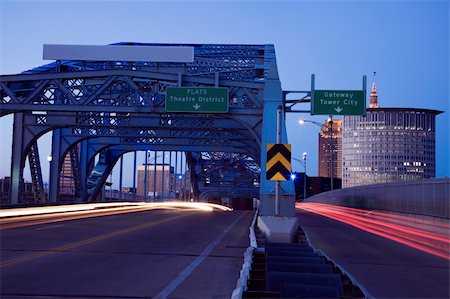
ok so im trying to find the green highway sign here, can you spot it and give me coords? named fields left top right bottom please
left=312, top=90, right=365, bottom=115
left=165, top=87, right=229, bottom=113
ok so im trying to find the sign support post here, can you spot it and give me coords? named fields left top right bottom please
left=363, top=75, right=367, bottom=99
left=275, top=105, right=282, bottom=216
left=329, top=114, right=334, bottom=191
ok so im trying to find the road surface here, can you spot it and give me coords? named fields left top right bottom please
left=1, top=207, right=252, bottom=298
left=297, top=208, right=450, bottom=299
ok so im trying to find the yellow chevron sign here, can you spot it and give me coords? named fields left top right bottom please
left=266, top=144, right=291, bottom=180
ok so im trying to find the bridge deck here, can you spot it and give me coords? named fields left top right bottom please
left=0, top=207, right=253, bottom=298
left=297, top=209, right=450, bottom=298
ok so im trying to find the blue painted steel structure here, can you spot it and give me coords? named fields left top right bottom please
left=0, top=43, right=295, bottom=215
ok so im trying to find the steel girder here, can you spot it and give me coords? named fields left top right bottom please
left=6, top=93, right=262, bottom=204
left=12, top=112, right=260, bottom=203
left=192, top=152, right=260, bottom=201
left=72, top=139, right=260, bottom=202
left=1, top=43, right=295, bottom=215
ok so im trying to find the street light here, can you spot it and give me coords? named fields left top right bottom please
left=299, top=117, right=335, bottom=191
left=47, top=155, right=52, bottom=200
left=292, top=152, right=307, bottom=200
left=298, top=119, right=324, bottom=127
left=302, top=152, right=307, bottom=200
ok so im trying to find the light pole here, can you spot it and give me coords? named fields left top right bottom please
left=302, top=152, right=307, bottom=200
left=299, top=118, right=334, bottom=191
left=292, top=152, right=307, bottom=200
left=327, top=116, right=334, bottom=191
left=47, top=155, right=52, bottom=201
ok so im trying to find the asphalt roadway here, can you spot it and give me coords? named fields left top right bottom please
left=297, top=209, right=450, bottom=299
left=0, top=207, right=253, bottom=299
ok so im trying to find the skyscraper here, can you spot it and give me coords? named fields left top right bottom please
left=342, top=83, right=442, bottom=187
left=318, top=119, right=343, bottom=179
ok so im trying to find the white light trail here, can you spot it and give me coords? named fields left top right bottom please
left=0, top=201, right=232, bottom=218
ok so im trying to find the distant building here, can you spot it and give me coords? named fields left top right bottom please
left=0, top=177, right=11, bottom=204
left=121, top=187, right=136, bottom=194
left=59, top=145, right=82, bottom=197
left=318, top=119, right=343, bottom=179
left=292, top=173, right=341, bottom=200
left=137, top=164, right=174, bottom=198
left=0, top=177, right=35, bottom=205
left=342, top=83, right=442, bottom=188
left=59, top=153, right=75, bottom=195
left=136, top=164, right=192, bottom=200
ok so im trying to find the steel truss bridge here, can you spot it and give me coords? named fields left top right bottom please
left=0, top=43, right=297, bottom=216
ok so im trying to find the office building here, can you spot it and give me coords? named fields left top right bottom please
left=318, top=119, right=343, bottom=179
left=342, top=83, right=442, bottom=187
left=137, top=164, right=174, bottom=198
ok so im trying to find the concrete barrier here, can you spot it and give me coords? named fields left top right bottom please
left=231, top=207, right=259, bottom=299
left=305, top=178, right=450, bottom=219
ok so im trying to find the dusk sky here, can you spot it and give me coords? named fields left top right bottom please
left=0, top=0, right=449, bottom=187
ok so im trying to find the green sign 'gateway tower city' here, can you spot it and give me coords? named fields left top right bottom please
left=312, top=90, right=365, bottom=115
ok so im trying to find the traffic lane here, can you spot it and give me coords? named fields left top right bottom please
left=1, top=209, right=252, bottom=298
left=2, top=250, right=194, bottom=298
left=1, top=209, right=192, bottom=297
left=297, top=209, right=450, bottom=299
left=171, top=210, right=253, bottom=298
left=61, top=209, right=250, bottom=257
left=0, top=204, right=171, bottom=230
left=0, top=208, right=187, bottom=262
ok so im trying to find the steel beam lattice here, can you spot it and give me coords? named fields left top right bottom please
left=1, top=43, right=295, bottom=215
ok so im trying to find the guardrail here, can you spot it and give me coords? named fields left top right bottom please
left=301, top=229, right=373, bottom=299
left=305, top=178, right=450, bottom=219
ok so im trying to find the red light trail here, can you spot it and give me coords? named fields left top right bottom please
left=296, top=202, right=450, bottom=261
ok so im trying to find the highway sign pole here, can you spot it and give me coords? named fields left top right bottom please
left=329, top=115, right=334, bottom=191
left=275, top=105, right=282, bottom=216
left=363, top=75, right=367, bottom=104
left=311, top=74, right=315, bottom=112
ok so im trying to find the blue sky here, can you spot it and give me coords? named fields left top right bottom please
left=0, top=0, right=449, bottom=187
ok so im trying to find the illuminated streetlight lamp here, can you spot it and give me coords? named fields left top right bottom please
left=298, top=118, right=323, bottom=127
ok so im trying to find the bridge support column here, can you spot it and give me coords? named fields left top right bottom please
left=77, top=140, right=89, bottom=202
left=49, top=129, right=62, bottom=203
left=258, top=60, right=297, bottom=242
left=10, top=113, right=25, bottom=204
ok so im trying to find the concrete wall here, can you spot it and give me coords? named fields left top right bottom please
left=304, top=178, right=450, bottom=219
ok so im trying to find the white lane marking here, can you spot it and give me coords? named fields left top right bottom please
left=154, top=212, right=248, bottom=299
left=35, top=224, right=65, bottom=231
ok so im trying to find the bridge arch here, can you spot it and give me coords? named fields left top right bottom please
left=1, top=43, right=295, bottom=216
